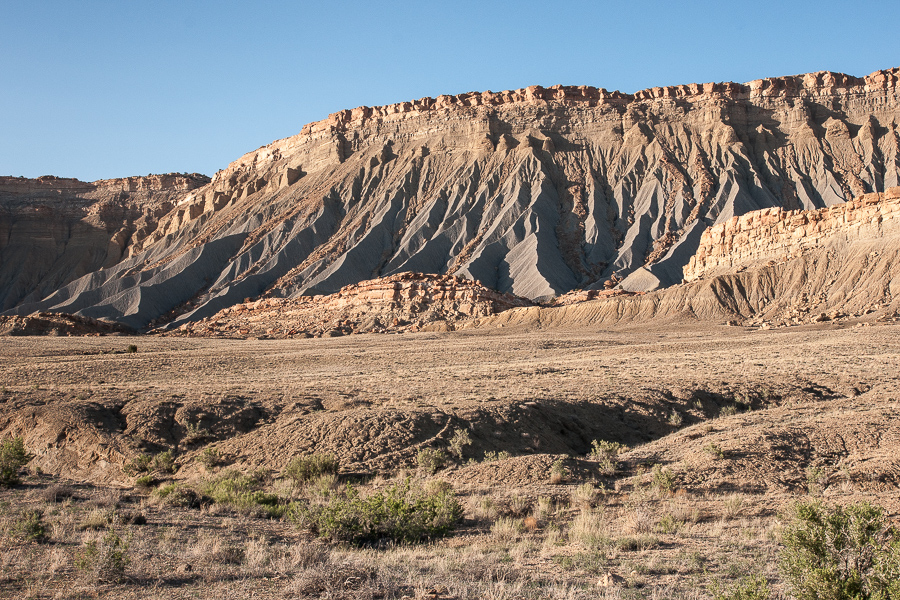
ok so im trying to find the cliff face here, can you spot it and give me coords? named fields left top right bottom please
left=5, top=67, right=900, bottom=329
left=684, top=186, right=900, bottom=280
left=0, top=174, right=209, bottom=310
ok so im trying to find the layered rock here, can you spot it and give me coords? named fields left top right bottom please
left=0, top=173, right=209, bottom=310
left=5, top=67, right=900, bottom=329
left=169, top=272, right=531, bottom=338
left=684, top=186, right=900, bottom=280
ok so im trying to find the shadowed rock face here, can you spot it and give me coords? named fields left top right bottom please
left=0, top=174, right=209, bottom=311
left=4, top=68, right=900, bottom=329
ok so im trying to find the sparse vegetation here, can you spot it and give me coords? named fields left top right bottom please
left=291, top=478, right=462, bottom=544
left=12, top=509, right=47, bottom=542
left=780, top=501, right=900, bottom=600
left=448, top=427, right=472, bottom=459
left=416, top=448, right=447, bottom=474
left=712, top=574, right=771, bottom=600
left=482, top=450, right=511, bottom=462
left=197, top=446, right=221, bottom=469
left=549, top=459, right=568, bottom=484
left=704, top=442, right=725, bottom=459
left=0, top=437, right=30, bottom=486
left=201, top=470, right=282, bottom=516
left=75, top=529, right=130, bottom=582
left=283, top=453, right=339, bottom=484
left=650, top=464, right=675, bottom=494
left=125, top=344, right=137, bottom=353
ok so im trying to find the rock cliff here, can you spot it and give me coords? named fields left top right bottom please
left=0, top=173, right=209, bottom=310
left=5, top=67, right=900, bottom=329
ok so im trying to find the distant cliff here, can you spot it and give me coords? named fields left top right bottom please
left=5, top=67, right=900, bottom=329
left=0, top=173, right=209, bottom=310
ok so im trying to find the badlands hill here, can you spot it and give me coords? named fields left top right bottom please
left=2, top=67, right=900, bottom=330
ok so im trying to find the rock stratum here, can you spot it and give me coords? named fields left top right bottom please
left=0, top=173, right=209, bottom=311
left=3, top=67, right=900, bottom=330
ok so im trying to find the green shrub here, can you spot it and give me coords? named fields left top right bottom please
left=589, top=439, right=626, bottom=460
left=292, top=478, right=462, bottom=544
left=123, top=453, right=153, bottom=476
left=125, top=344, right=137, bottom=353
left=650, top=464, right=675, bottom=494
left=448, top=428, right=472, bottom=459
left=482, top=450, right=510, bottom=462
left=197, top=447, right=221, bottom=469
left=201, top=470, right=283, bottom=517
left=75, top=530, right=130, bottom=582
left=152, top=483, right=197, bottom=508
left=133, top=474, right=154, bottom=488
left=704, top=442, right=725, bottom=459
left=13, top=509, right=47, bottom=542
left=284, top=453, right=339, bottom=484
left=712, top=574, right=771, bottom=600
left=0, top=437, right=31, bottom=486
left=152, top=450, right=176, bottom=473
left=550, top=459, right=568, bottom=484
left=780, top=501, right=900, bottom=600
left=416, top=448, right=447, bottom=475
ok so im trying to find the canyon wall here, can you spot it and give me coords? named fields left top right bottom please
left=4, top=67, right=900, bottom=329
left=684, top=186, right=900, bottom=280
left=0, top=174, right=209, bottom=310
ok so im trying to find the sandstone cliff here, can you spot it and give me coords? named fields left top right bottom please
left=477, top=188, right=900, bottom=330
left=0, top=173, right=209, bottom=310
left=5, top=67, right=900, bottom=329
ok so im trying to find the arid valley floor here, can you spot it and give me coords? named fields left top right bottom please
left=0, top=319, right=897, bottom=598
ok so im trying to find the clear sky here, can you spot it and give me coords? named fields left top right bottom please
left=2, top=0, right=898, bottom=182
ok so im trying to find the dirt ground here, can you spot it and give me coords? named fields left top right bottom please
left=0, top=320, right=898, bottom=598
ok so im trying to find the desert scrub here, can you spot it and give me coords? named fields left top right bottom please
left=201, top=470, right=283, bottom=517
left=12, top=509, right=47, bottom=542
left=780, top=500, right=900, bottom=600
left=0, top=437, right=31, bottom=486
left=291, top=477, right=462, bottom=544
left=482, top=450, right=510, bottom=462
left=197, top=447, right=221, bottom=469
left=123, top=449, right=176, bottom=476
left=152, top=483, right=199, bottom=508
left=712, top=574, right=771, bottom=600
left=448, top=427, right=472, bottom=459
left=650, top=464, right=675, bottom=494
left=76, top=529, right=130, bottom=582
left=704, top=442, right=725, bottom=459
left=549, top=459, right=568, bottom=484
left=416, top=448, right=447, bottom=475
left=284, top=453, right=339, bottom=484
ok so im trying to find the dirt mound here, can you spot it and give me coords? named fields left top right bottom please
left=166, top=272, right=531, bottom=338
left=0, top=312, right=134, bottom=336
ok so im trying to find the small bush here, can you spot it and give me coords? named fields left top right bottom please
left=201, top=470, right=282, bottom=516
left=13, top=509, right=47, bottom=542
left=482, top=450, right=510, bottom=462
left=589, top=439, right=626, bottom=460
left=292, top=478, right=462, bottom=544
left=650, top=464, right=675, bottom=494
left=550, top=459, right=568, bottom=485
left=719, top=405, right=739, bottom=417
left=125, top=344, right=137, bottom=353
left=134, top=474, right=154, bottom=488
left=123, top=453, right=153, bottom=476
left=491, top=517, right=522, bottom=542
left=712, top=574, right=771, bottom=600
left=284, top=453, right=339, bottom=484
left=805, top=465, right=827, bottom=495
left=152, top=450, right=176, bottom=474
left=0, top=437, right=31, bottom=486
left=448, top=428, right=472, bottom=459
left=704, top=442, right=725, bottom=459
left=416, top=448, right=447, bottom=475
left=152, top=483, right=198, bottom=508
left=780, top=501, right=900, bottom=600
left=76, top=530, right=130, bottom=582
left=197, top=447, right=221, bottom=469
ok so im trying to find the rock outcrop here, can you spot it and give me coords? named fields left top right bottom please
left=0, top=173, right=209, bottom=310
left=684, top=187, right=900, bottom=280
left=168, top=272, right=531, bottom=338
left=4, top=67, right=900, bottom=329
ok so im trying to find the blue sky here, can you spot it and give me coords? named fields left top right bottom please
left=2, top=0, right=898, bottom=181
